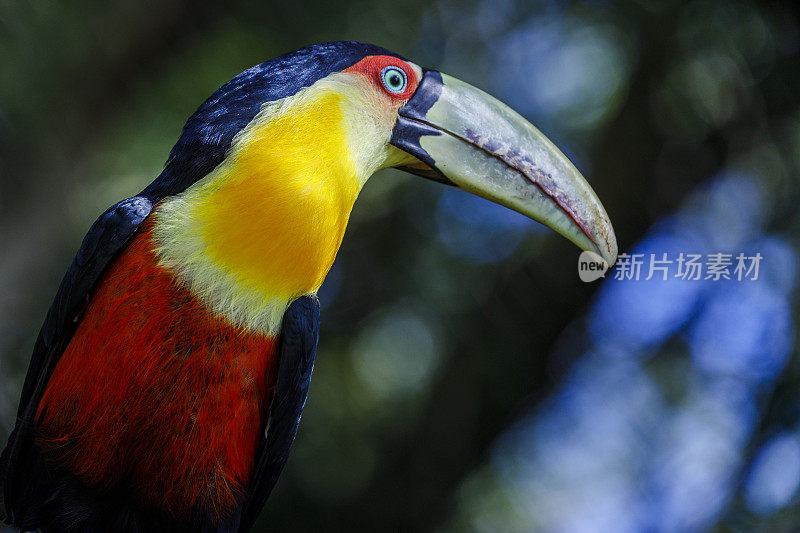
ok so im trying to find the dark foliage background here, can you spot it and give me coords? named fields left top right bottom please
left=1, top=1, right=799, bottom=531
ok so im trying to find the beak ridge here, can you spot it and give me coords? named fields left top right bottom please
left=390, top=70, right=618, bottom=267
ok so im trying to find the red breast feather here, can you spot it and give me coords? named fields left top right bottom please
left=35, top=218, right=279, bottom=518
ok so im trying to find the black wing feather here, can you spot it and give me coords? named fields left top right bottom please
left=239, top=295, right=321, bottom=532
left=0, top=196, right=153, bottom=523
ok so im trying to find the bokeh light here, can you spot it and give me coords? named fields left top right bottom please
left=351, top=305, right=443, bottom=400
left=745, top=432, right=800, bottom=515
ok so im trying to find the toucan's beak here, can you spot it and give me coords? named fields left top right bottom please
left=390, top=70, right=618, bottom=266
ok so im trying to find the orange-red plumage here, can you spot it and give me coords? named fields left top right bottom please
left=35, top=218, right=279, bottom=518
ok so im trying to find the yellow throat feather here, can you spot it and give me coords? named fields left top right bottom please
left=152, top=74, right=409, bottom=334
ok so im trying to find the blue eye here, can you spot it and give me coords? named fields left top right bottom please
left=381, top=66, right=407, bottom=94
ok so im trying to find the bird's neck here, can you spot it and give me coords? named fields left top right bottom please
left=152, top=87, right=378, bottom=334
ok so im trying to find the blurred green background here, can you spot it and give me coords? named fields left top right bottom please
left=1, top=0, right=799, bottom=531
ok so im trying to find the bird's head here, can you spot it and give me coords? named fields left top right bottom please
left=149, top=42, right=617, bottom=333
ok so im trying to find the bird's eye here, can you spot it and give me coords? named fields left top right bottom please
left=380, top=66, right=407, bottom=95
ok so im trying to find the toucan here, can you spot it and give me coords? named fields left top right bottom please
left=0, top=42, right=616, bottom=532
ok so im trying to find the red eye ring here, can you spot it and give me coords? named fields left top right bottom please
left=344, top=55, right=418, bottom=100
